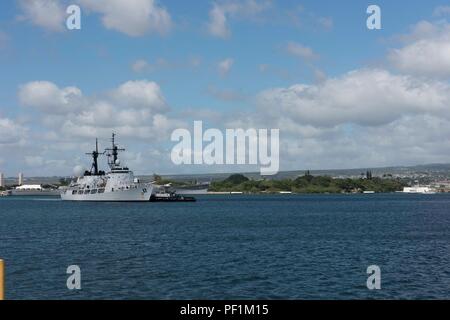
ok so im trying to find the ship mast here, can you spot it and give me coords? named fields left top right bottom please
left=106, top=133, right=125, bottom=169
left=86, top=138, right=102, bottom=175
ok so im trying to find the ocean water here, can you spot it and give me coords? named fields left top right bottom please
left=1, top=194, right=450, bottom=300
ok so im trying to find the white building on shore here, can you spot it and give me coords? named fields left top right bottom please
left=18, top=172, right=24, bottom=186
left=0, top=172, right=4, bottom=187
left=15, top=185, right=43, bottom=191
left=403, top=186, right=436, bottom=194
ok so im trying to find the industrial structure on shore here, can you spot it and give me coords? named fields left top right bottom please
left=0, top=172, right=60, bottom=196
left=0, top=172, right=26, bottom=187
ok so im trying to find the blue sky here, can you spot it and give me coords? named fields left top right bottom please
left=1, top=0, right=450, bottom=177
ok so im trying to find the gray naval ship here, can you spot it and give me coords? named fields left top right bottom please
left=61, top=134, right=153, bottom=202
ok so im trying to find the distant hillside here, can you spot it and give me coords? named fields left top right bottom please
left=2, top=163, right=450, bottom=186
left=157, top=163, right=450, bottom=183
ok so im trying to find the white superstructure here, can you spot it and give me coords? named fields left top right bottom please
left=61, top=134, right=153, bottom=202
left=402, top=186, right=436, bottom=194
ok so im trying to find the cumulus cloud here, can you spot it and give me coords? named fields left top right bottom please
left=207, top=0, right=271, bottom=38
left=256, top=69, right=450, bottom=128
left=19, top=81, right=84, bottom=114
left=275, top=115, right=450, bottom=170
left=8, top=10, right=450, bottom=173
left=220, top=67, right=450, bottom=169
left=286, top=42, right=319, bottom=61
left=17, top=0, right=65, bottom=32
left=313, top=69, right=327, bottom=83
left=388, top=21, right=450, bottom=78
left=79, top=0, right=172, bottom=36
left=0, top=117, right=28, bottom=145
left=18, top=80, right=181, bottom=141
left=217, top=58, right=234, bottom=76
left=112, top=80, right=168, bottom=112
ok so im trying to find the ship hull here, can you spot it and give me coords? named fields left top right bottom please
left=11, top=190, right=61, bottom=196
left=61, top=187, right=152, bottom=202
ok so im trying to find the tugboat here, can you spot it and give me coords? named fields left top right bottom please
left=150, top=184, right=197, bottom=202
left=61, top=134, right=153, bottom=202
left=0, top=190, right=11, bottom=197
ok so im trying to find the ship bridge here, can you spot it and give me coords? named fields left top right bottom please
left=111, top=167, right=130, bottom=174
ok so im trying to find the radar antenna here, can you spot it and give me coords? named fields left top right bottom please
left=105, top=133, right=125, bottom=169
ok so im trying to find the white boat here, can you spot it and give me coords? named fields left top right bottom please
left=61, top=134, right=153, bottom=202
left=0, top=190, right=11, bottom=197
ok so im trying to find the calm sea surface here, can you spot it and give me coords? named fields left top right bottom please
left=1, top=194, right=449, bottom=300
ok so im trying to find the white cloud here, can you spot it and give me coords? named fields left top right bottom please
left=207, top=0, right=271, bottom=39
left=208, top=3, right=230, bottom=38
left=112, top=80, right=168, bottom=112
left=19, top=81, right=83, bottom=114
left=131, top=59, right=151, bottom=73
left=79, top=0, right=172, bottom=37
left=18, top=80, right=181, bottom=142
left=223, top=67, right=450, bottom=169
left=388, top=21, right=450, bottom=78
left=277, top=115, right=450, bottom=170
left=130, top=58, right=172, bottom=73
left=17, top=0, right=65, bottom=32
left=256, top=69, right=450, bottom=128
left=313, top=69, right=327, bottom=83
left=286, top=42, right=319, bottom=61
left=0, top=117, right=28, bottom=145
left=217, top=58, right=234, bottom=76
